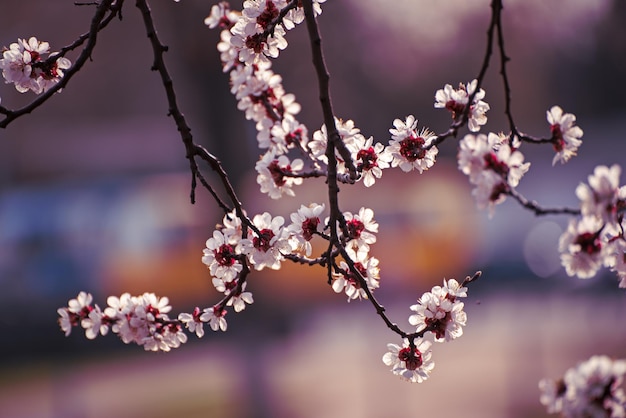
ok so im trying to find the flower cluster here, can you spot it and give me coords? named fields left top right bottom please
left=539, top=355, right=626, bottom=417
left=208, top=3, right=450, bottom=198
left=454, top=105, right=584, bottom=217
left=409, top=278, right=468, bottom=342
left=204, top=205, right=323, bottom=320
left=205, top=1, right=317, bottom=199
left=207, top=205, right=382, bottom=303
left=307, top=112, right=444, bottom=188
left=53, top=2, right=497, bottom=377
left=559, top=164, right=626, bottom=287
left=382, top=278, right=469, bottom=383
left=0, top=37, right=71, bottom=94
left=59, top=201, right=382, bottom=349
left=308, top=117, right=390, bottom=185
left=255, top=150, right=304, bottom=199
left=200, top=210, right=262, bottom=332
left=45, top=0, right=622, bottom=404
left=58, top=291, right=187, bottom=352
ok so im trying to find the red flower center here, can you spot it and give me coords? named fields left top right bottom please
left=425, top=310, right=452, bottom=340
left=445, top=100, right=465, bottom=118
left=399, top=136, right=426, bottom=162
left=551, top=124, right=564, bottom=152
left=218, top=16, right=233, bottom=30
left=301, top=217, right=320, bottom=241
left=285, top=128, right=304, bottom=146
left=225, top=280, right=238, bottom=293
left=192, top=307, right=202, bottom=322
left=575, top=232, right=602, bottom=255
left=489, top=182, right=509, bottom=202
left=357, top=147, right=378, bottom=170
left=353, top=262, right=367, bottom=277
left=484, top=152, right=509, bottom=177
left=27, top=50, right=41, bottom=62
left=268, top=160, right=291, bottom=186
left=256, top=1, right=279, bottom=29
left=345, top=271, right=361, bottom=289
left=398, top=346, right=423, bottom=370
left=79, top=305, right=94, bottom=319
left=213, top=306, right=226, bottom=318
left=214, top=243, right=236, bottom=266
left=245, top=33, right=265, bottom=54
left=39, top=60, right=61, bottom=80
left=346, top=219, right=365, bottom=240
left=253, top=228, right=275, bottom=252
left=146, top=304, right=160, bottom=318
left=249, top=87, right=282, bottom=121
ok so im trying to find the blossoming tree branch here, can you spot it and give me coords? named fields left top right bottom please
left=1, top=0, right=625, bottom=416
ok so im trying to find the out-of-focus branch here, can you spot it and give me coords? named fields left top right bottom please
left=0, top=0, right=123, bottom=128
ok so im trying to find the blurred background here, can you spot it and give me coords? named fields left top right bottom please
left=1, top=0, right=625, bottom=417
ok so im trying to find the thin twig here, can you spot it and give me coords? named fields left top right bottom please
left=134, top=0, right=263, bottom=235
left=302, top=0, right=356, bottom=180
left=507, top=188, right=580, bottom=216
left=493, top=0, right=519, bottom=141
left=429, top=0, right=498, bottom=148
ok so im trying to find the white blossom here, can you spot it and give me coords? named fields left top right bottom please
left=178, top=307, right=205, bottom=338
left=239, top=212, right=291, bottom=270
left=409, top=279, right=468, bottom=343
left=576, top=164, right=626, bottom=231
left=435, top=79, right=489, bottom=132
left=547, top=105, right=584, bottom=165
left=351, top=135, right=391, bottom=187
left=202, top=229, right=243, bottom=282
left=559, top=216, right=606, bottom=279
left=458, top=133, right=530, bottom=215
left=255, top=151, right=304, bottom=199
left=200, top=306, right=228, bottom=332
left=387, top=115, right=438, bottom=173
left=288, top=203, right=325, bottom=256
left=382, top=338, right=434, bottom=383
left=341, top=207, right=378, bottom=257
left=0, top=37, right=71, bottom=94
